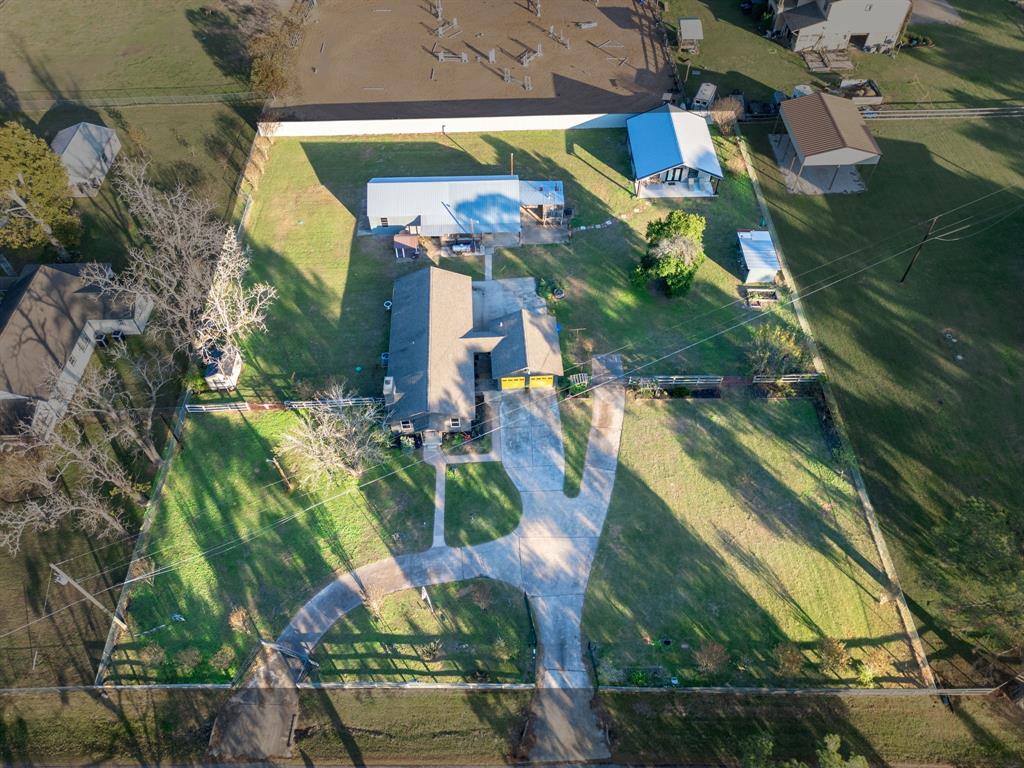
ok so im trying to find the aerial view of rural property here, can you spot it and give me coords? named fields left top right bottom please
left=1, top=0, right=1022, bottom=765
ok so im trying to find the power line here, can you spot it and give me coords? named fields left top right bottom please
left=44, top=195, right=1024, bottom=585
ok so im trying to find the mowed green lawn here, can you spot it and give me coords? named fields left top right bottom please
left=666, top=0, right=1024, bottom=107
left=0, top=0, right=251, bottom=98
left=444, top=462, right=522, bottom=547
left=112, top=411, right=435, bottom=683
left=245, top=129, right=785, bottom=397
left=744, top=119, right=1024, bottom=682
left=312, top=579, right=532, bottom=684
left=584, top=397, right=913, bottom=686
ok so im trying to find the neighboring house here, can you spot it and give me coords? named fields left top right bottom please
left=366, top=175, right=566, bottom=245
left=50, top=122, right=122, bottom=197
left=768, top=0, right=911, bottom=53
left=778, top=92, right=882, bottom=188
left=0, top=264, right=151, bottom=437
left=383, top=267, right=562, bottom=437
left=626, top=104, right=724, bottom=198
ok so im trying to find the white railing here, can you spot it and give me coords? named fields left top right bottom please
left=627, top=375, right=724, bottom=387
left=285, top=397, right=383, bottom=410
left=752, top=373, right=821, bottom=384
left=185, top=401, right=251, bottom=413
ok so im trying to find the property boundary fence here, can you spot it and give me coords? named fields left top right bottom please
left=627, top=374, right=724, bottom=388
left=284, top=397, right=383, bottom=409
left=185, top=401, right=251, bottom=414
left=93, top=392, right=190, bottom=685
left=15, top=90, right=264, bottom=112
left=752, top=373, right=821, bottom=384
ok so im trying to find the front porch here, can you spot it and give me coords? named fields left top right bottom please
left=637, top=179, right=717, bottom=199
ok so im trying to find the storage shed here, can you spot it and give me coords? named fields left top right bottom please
left=738, top=230, right=781, bottom=285
left=677, top=17, right=704, bottom=52
left=626, top=104, right=723, bottom=198
left=50, top=122, right=121, bottom=197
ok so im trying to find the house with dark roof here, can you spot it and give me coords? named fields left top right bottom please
left=625, top=104, right=723, bottom=198
left=768, top=0, right=911, bottom=53
left=0, top=264, right=151, bottom=437
left=383, top=267, right=563, bottom=437
left=776, top=92, right=882, bottom=193
left=50, top=122, right=122, bottom=197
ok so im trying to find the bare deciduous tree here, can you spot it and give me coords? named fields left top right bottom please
left=84, top=160, right=275, bottom=371
left=276, top=385, right=391, bottom=488
left=61, top=347, right=176, bottom=465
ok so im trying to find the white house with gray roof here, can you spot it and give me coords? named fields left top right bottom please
left=769, top=0, right=911, bottom=53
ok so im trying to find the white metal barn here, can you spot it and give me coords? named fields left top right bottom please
left=737, top=230, right=781, bottom=285
left=366, top=176, right=522, bottom=237
left=50, top=122, right=122, bottom=197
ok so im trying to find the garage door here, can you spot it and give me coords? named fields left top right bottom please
left=529, top=375, right=554, bottom=388
left=500, top=376, right=526, bottom=390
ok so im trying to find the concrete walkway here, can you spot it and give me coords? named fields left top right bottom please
left=215, top=356, right=625, bottom=762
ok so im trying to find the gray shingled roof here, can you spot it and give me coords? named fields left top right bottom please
left=385, top=267, right=476, bottom=425
left=50, top=122, right=121, bottom=188
left=489, top=309, right=564, bottom=378
left=0, top=264, right=131, bottom=402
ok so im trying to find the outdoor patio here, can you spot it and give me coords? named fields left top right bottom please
left=769, top=134, right=867, bottom=195
left=637, top=180, right=717, bottom=199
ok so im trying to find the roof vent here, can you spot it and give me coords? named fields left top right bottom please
left=383, top=376, right=395, bottom=397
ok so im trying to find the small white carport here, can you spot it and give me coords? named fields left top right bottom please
left=738, top=230, right=780, bottom=285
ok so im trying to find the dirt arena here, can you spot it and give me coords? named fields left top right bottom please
left=271, top=0, right=677, bottom=120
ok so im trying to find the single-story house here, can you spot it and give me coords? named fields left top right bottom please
left=677, top=17, right=704, bottom=52
left=737, top=230, right=781, bottom=285
left=778, top=92, right=882, bottom=191
left=768, top=0, right=911, bottom=53
left=383, top=267, right=562, bottom=437
left=626, top=104, right=724, bottom=198
left=50, top=122, right=122, bottom=197
left=0, top=264, right=151, bottom=437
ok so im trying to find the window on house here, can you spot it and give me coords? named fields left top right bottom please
left=380, top=217, right=389, bottom=227
left=68, top=354, right=77, bottom=367
left=450, top=417, right=462, bottom=430
left=400, top=420, right=413, bottom=431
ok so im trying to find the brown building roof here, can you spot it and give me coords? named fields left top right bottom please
left=0, top=264, right=131, bottom=402
left=780, top=92, right=881, bottom=159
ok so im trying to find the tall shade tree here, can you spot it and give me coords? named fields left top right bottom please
left=84, top=160, right=275, bottom=370
left=0, top=121, right=80, bottom=258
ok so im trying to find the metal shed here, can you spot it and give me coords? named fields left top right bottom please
left=738, top=230, right=781, bottom=285
left=367, top=176, right=522, bottom=237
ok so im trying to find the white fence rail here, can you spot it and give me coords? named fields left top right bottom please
left=260, top=112, right=632, bottom=138
left=285, top=397, right=383, bottom=409
left=185, top=401, right=251, bottom=414
left=752, top=373, right=821, bottom=384
left=627, top=375, right=724, bottom=387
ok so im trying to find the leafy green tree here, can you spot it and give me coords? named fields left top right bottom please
left=0, top=121, right=79, bottom=257
left=633, top=210, right=707, bottom=297
left=816, top=734, right=868, bottom=768
left=740, top=733, right=776, bottom=768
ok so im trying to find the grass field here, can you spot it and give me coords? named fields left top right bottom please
left=444, top=462, right=522, bottom=547
left=312, top=579, right=532, bottom=684
left=666, top=0, right=1024, bottom=107
left=0, top=688, right=532, bottom=765
left=560, top=396, right=593, bottom=498
left=584, top=397, right=914, bottom=687
left=601, top=691, right=1024, bottom=766
left=743, top=119, right=1024, bottom=682
left=110, top=411, right=435, bottom=683
left=0, top=0, right=254, bottom=100
left=243, top=129, right=786, bottom=401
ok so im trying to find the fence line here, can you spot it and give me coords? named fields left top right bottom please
left=185, top=401, right=251, bottom=414
left=752, top=373, right=821, bottom=384
left=600, top=685, right=1000, bottom=697
left=15, top=91, right=264, bottom=111
left=284, top=397, right=383, bottom=409
left=627, top=374, right=724, bottom=387
left=94, top=392, right=190, bottom=685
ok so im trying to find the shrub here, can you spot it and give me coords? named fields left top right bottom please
left=772, top=642, right=805, bottom=678
left=816, top=637, right=851, bottom=677
left=747, top=323, right=810, bottom=377
left=210, top=644, right=236, bottom=673
left=710, top=95, right=745, bottom=136
left=228, top=606, right=250, bottom=633
left=174, top=647, right=202, bottom=676
left=140, top=644, right=166, bottom=667
left=694, top=640, right=729, bottom=675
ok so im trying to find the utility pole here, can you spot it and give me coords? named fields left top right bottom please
left=899, top=215, right=939, bottom=283
left=49, top=563, right=128, bottom=631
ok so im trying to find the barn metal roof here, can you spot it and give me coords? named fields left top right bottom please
left=737, top=230, right=781, bottom=284
left=677, top=17, right=704, bottom=40
left=367, top=175, right=522, bottom=236
left=626, top=104, right=724, bottom=180
left=519, top=179, right=564, bottom=207
left=780, top=92, right=881, bottom=160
